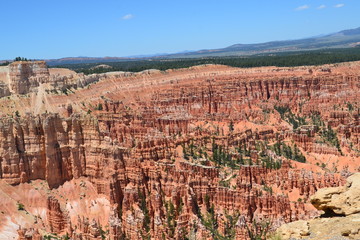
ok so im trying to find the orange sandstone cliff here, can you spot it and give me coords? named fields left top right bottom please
left=0, top=61, right=359, bottom=239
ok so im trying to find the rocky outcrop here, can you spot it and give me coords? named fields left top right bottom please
left=17, top=228, right=41, bottom=240
left=46, top=197, right=68, bottom=233
left=8, top=61, right=49, bottom=94
left=0, top=82, right=10, bottom=98
left=310, top=173, right=360, bottom=216
left=277, top=173, right=360, bottom=239
left=0, top=61, right=108, bottom=96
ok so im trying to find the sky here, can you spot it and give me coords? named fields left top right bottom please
left=0, top=0, right=359, bottom=59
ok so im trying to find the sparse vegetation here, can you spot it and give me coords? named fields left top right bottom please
left=311, top=112, right=324, bottom=127
left=201, top=203, right=240, bottom=240
left=99, top=225, right=108, bottom=240
left=0, top=61, right=10, bottom=66
left=310, top=113, right=342, bottom=153
left=17, top=202, right=25, bottom=211
left=14, top=57, right=29, bottom=62
left=245, top=219, right=272, bottom=240
left=263, top=185, right=273, bottom=195
left=347, top=102, right=354, bottom=111
left=95, top=103, right=103, bottom=110
left=165, top=201, right=177, bottom=238
left=274, top=105, right=306, bottom=129
left=219, top=179, right=231, bottom=188
left=272, top=142, right=306, bottom=163
left=320, top=125, right=342, bottom=154
left=229, top=121, right=234, bottom=132
left=223, top=211, right=240, bottom=239
left=211, top=142, right=235, bottom=168
left=138, top=190, right=151, bottom=237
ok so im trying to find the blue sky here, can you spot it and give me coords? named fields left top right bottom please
left=1, top=0, right=358, bottom=59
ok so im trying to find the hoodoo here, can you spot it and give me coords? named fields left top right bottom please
left=0, top=61, right=359, bottom=239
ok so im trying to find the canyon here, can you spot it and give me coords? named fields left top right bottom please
left=0, top=61, right=359, bottom=239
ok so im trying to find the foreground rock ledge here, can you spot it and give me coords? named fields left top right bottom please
left=277, top=173, right=360, bottom=240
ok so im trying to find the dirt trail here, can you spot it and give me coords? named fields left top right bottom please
left=32, top=84, right=55, bottom=114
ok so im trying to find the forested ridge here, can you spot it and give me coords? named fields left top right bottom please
left=49, top=47, right=360, bottom=74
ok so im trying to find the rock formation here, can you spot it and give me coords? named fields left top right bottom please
left=0, top=62, right=359, bottom=239
left=311, top=173, right=360, bottom=216
left=8, top=61, right=50, bottom=94
left=277, top=173, right=360, bottom=239
left=0, top=61, right=115, bottom=96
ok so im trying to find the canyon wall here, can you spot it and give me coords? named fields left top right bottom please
left=0, top=62, right=359, bottom=239
left=8, top=61, right=50, bottom=94
left=0, top=61, right=113, bottom=96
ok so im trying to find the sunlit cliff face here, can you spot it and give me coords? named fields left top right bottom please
left=0, top=62, right=360, bottom=239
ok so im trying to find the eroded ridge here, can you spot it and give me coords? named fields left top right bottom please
left=0, top=62, right=360, bottom=239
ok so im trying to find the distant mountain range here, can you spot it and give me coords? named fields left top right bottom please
left=41, top=26, right=360, bottom=65
left=164, top=27, right=360, bottom=58
left=45, top=57, right=136, bottom=66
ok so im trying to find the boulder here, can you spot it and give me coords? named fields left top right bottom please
left=311, top=173, right=360, bottom=216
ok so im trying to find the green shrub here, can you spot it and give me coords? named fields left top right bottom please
left=17, top=203, right=25, bottom=211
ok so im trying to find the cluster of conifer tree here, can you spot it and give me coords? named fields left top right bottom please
left=1, top=57, right=30, bottom=66
left=271, top=142, right=306, bottom=163
left=52, top=48, right=360, bottom=74
left=274, top=105, right=307, bottom=129
left=14, top=57, right=29, bottom=61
